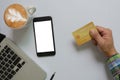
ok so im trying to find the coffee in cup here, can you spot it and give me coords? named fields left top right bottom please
left=4, top=3, right=36, bottom=29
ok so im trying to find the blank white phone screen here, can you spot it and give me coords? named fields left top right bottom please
left=34, top=20, right=54, bottom=53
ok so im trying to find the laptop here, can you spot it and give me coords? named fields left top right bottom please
left=0, top=33, right=47, bottom=80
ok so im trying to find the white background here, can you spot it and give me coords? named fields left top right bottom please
left=0, top=0, right=120, bottom=80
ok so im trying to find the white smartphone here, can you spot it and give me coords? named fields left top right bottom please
left=33, top=16, right=56, bottom=57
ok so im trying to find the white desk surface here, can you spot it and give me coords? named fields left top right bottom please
left=1, top=0, right=120, bottom=80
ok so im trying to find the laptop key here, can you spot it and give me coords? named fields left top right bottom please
left=11, top=70, right=16, bottom=75
left=5, top=47, right=10, bottom=53
left=0, top=70, right=3, bottom=74
left=17, top=63, right=22, bottom=68
left=1, top=74, right=5, bottom=79
left=11, top=54, right=17, bottom=61
left=7, top=74, right=13, bottom=79
left=13, top=57, right=21, bottom=65
left=10, top=51, right=14, bottom=55
left=8, top=60, right=12, bottom=64
left=4, top=71, right=9, bottom=76
left=10, top=65, right=14, bottom=69
left=0, top=56, right=3, bottom=60
left=4, top=45, right=8, bottom=49
left=15, top=68, right=19, bottom=72
left=2, top=67, right=7, bottom=71
left=21, top=61, right=25, bottom=65
left=2, top=52, right=7, bottom=57
left=4, top=58, right=9, bottom=62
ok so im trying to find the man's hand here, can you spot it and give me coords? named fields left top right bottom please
left=90, top=26, right=117, bottom=57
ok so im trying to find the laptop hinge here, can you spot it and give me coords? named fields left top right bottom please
left=0, top=33, right=6, bottom=43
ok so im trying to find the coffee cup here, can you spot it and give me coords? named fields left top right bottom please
left=4, top=3, right=36, bottom=29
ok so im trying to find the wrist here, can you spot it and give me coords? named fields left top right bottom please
left=105, top=49, right=117, bottom=57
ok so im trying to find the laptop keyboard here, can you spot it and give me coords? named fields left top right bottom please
left=0, top=45, right=26, bottom=80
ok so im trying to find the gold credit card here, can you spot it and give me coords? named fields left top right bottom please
left=72, top=22, right=97, bottom=46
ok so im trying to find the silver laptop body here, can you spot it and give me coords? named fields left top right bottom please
left=0, top=33, right=46, bottom=80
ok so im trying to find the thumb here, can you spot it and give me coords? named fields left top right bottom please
left=90, top=29, right=103, bottom=44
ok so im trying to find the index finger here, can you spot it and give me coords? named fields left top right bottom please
left=96, top=26, right=106, bottom=32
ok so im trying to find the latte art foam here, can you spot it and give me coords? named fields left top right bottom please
left=6, top=8, right=27, bottom=22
